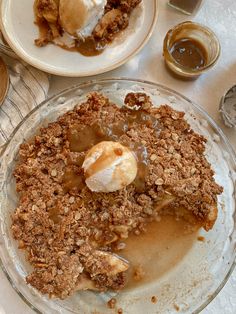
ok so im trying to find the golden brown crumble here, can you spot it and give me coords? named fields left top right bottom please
left=197, top=236, right=205, bottom=242
left=11, top=92, right=222, bottom=299
left=107, top=298, right=117, bottom=309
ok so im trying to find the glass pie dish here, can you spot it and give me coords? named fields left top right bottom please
left=0, top=78, right=235, bottom=314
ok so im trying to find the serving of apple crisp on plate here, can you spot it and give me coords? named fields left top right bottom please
left=0, top=0, right=157, bottom=76
left=0, top=80, right=235, bottom=314
left=34, top=0, right=142, bottom=56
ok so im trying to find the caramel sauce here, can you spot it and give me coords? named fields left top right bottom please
left=68, top=122, right=110, bottom=153
left=57, top=37, right=106, bottom=57
left=68, top=109, right=159, bottom=153
left=126, top=110, right=159, bottom=129
left=67, top=155, right=84, bottom=167
left=66, top=108, right=160, bottom=192
left=48, top=206, right=61, bottom=224
left=76, top=37, right=105, bottom=57
left=62, top=168, right=85, bottom=193
left=121, top=215, right=199, bottom=289
left=170, top=38, right=207, bottom=70
left=35, top=19, right=50, bottom=42
left=85, top=146, right=126, bottom=179
left=114, top=148, right=123, bottom=156
left=35, top=17, right=105, bottom=57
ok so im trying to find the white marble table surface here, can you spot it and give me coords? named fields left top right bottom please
left=0, top=0, right=235, bottom=313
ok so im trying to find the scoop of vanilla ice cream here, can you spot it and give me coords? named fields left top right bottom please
left=59, top=0, right=107, bottom=37
left=82, top=141, right=138, bottom=193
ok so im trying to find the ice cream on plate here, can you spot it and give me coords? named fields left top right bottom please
left=59, top=0, right=107, bottom=37
left=34, top=0, right=142, bottom=56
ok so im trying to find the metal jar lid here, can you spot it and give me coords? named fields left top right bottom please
left=219, top=85, right=236, bottom=128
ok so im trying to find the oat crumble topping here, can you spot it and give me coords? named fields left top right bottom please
left=11, top=92, right=223, bottom=299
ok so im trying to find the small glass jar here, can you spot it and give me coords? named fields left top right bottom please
left=163, top=21, right=221, bottom=79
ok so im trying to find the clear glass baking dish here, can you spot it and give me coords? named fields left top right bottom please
left=0, top=78, right=235, bottom=314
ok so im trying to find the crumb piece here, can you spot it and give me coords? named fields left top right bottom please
left=150, top=154, right=157, bottom=161
left=116, top=242, right=126, bottom=250
left=117, top=309, right=123, bottom=314
left=114, top=148, right=123, bottom=156
left=174, top=304, right=180, bottom=311
left=69, top=196, right=75, bottom=204
left=124, top=92, right=152, bottom=110
left=133, top=265, right=145, bottom=281
left=51, top=169, right=57, bottom=177
left=151, top=296, right=158, bottom=304
left=107, top=298, right=117, bottom=309
left=197, top=236, right=205, bottom=242
left=155, top=178, right=164, bottom=186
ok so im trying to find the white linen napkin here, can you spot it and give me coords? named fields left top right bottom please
left=0, top=32, right=50, bottom=149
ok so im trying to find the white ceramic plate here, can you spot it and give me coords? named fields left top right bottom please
left=0, top=0, right=158, bottom=77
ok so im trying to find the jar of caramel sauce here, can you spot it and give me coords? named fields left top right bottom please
left=163, top=21, right=220, bottom=79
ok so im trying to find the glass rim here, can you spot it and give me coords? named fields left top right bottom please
left=163, top=21, right=221, bottom=75
left=0, top=77, right=235, bottom=314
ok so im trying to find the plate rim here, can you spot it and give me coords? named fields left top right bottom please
left=0, top=0, right=158, bottom=77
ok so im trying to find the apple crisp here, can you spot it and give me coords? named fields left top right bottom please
left=11, top=92, right=223, bottom=299
left=34, top=0, right=142, bottom=56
